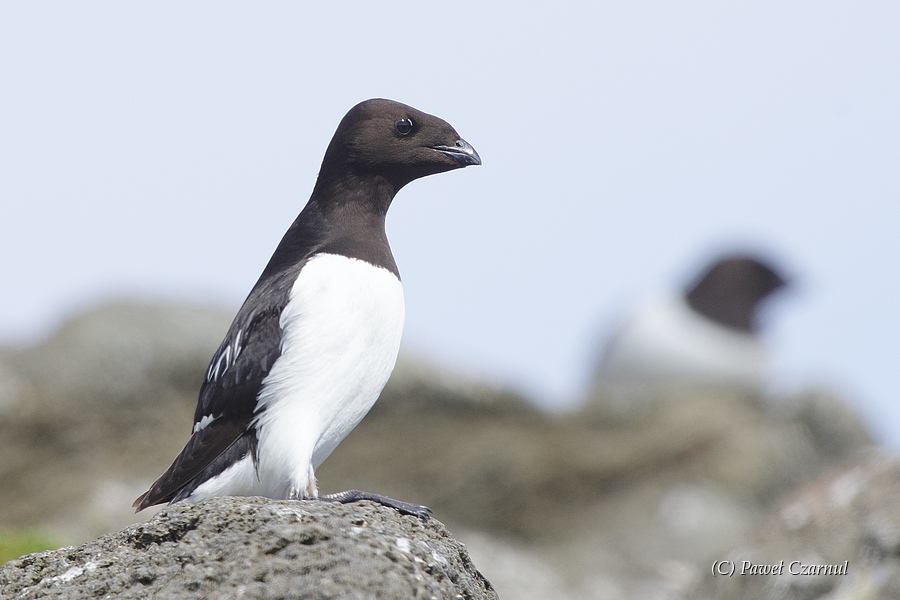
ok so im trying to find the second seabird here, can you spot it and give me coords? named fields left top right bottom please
left=134, top=98, right=481, bottom=518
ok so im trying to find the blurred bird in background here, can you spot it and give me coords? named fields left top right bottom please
left=592, top=253, right=789, bottom=389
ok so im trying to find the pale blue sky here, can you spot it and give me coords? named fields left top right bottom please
left=1, top=3, right=898, bottom=442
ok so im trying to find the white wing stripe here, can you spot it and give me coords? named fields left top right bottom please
left=207, top=329, right=246, bottom=382
left=193, top=413, right=218, bottom=433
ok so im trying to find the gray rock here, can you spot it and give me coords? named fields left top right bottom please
left=771, top=387, right=874, bottom=463
left=325, top=376, right=873, bottom=599
left=0, top=300, right=879, bottom=599
left=10, top=300, right=232, bottom=403
left=327, top=380, right=872, bottom=539
left=0, top=301, right=233, bottom=542
left=691, top=452, right=900, bottom=600
left=0, top=496, right=497, bottom=600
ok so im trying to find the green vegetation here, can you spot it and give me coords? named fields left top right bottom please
left=0, top=530, right=58, bottom=565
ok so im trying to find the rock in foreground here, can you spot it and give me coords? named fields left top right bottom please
left=0, top=496, right=497, bottom=600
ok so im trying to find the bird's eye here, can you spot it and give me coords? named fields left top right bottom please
left=394, top=118, right=414, bottom=136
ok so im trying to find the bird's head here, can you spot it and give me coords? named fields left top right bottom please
left=318, top=98, right=481, bottom=193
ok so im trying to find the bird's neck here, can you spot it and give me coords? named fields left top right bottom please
left=255, top=173, right=400, bottom=283
left=311, top=169, right=399, bottom=216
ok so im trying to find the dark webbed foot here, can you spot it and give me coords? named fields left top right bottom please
left=315, top=489, right=432, bottom=520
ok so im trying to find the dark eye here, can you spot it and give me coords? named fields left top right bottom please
left=394, top=118, right=414, bottom=136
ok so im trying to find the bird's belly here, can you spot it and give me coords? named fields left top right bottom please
left=253, top=253, right=405, bottom=496
left=598, top=294, right=764, bottom=384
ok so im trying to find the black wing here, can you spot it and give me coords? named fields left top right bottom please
left=134, top=269, right=301, bottom=511
left=134, top=186, right=394, bottom=511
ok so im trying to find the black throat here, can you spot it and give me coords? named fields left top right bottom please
left=256, top=173, right=400, bottom=286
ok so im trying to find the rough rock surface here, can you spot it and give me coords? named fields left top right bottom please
left=0, top=496, right=497, bottom=600
left=323, top=377, right=873, bottom=598
left=691, top=452, right=900, bottom=600
left=0, top=301, right=879, bottom=599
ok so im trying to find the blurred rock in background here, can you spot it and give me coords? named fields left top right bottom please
left=691, top=452, right=900, bottom=600
left=0, top=301, right=879, bottom=599
left=0, top=302, right=232, bottom=544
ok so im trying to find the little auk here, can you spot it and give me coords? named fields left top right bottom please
left=134, top=99, right=481, bottom=518
left=593, top=253, right=788, bottom=387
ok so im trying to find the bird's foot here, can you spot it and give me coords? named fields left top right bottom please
left=315, top=489, right=432, bottom=520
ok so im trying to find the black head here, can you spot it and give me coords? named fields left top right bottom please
left=315, top=98, right=481, bottom=197
left=684, top=254, right=789, bottom=333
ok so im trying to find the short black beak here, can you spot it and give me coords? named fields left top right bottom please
left=432, top=139, right=482, bottom=166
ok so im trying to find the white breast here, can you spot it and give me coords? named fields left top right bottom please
left=252, top=253, right=405, bottom=498
left=597, top=292, right=764, bottom=386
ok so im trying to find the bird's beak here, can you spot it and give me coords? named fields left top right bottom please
left=431, top=139, right=482, bottom=166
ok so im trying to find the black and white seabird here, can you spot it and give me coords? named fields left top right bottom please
left=593, top=254, right=788, bottom=387
left=134, top=99, right=481, bottom=518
